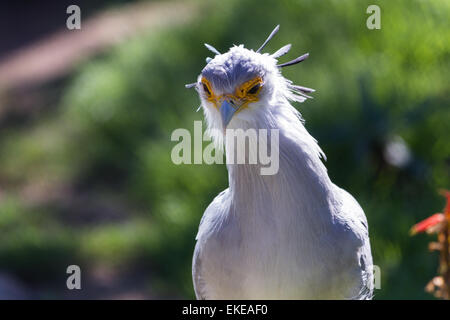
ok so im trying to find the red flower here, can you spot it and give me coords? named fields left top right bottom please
left=410, top=213, right=445, bottom=235
left=410, top=189, right=450, bottom=235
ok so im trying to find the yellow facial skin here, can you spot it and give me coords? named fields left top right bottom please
left=201, top=76, right=263, bottom=114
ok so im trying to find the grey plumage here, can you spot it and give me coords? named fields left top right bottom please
left=189, top=27, right=374, bottom=299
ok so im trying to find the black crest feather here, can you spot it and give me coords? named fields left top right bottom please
left=256, top=25, right=280, bottom=53
left=277, top=53, right=309, bottom=68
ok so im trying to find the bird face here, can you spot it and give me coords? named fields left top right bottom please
left=198, top=46, right=276, bottom=130
left=186, top=25, right=315, bottom=135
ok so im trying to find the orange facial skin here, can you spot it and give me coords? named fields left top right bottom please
left=201, top=76, right=263, bottom=113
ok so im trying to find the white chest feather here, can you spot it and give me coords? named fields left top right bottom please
left=193, top=121, right=373, bottom=299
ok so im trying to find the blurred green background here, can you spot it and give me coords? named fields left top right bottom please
left=0, top=0, right=448, bottom=299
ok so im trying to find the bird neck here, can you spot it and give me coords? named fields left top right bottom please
left=225, top=104, right=339, bottom=226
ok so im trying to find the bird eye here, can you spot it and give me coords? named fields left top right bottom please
left=202, top=83, right=211, bottom=96
left=247, top=83, right=260, bottom=95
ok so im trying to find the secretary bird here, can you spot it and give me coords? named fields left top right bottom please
left=186, top=25, right=373, bottom=299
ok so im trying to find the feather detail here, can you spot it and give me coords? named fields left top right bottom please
left=185, top=82, right=197, bottom=89
left=294, top=91, right=313, bottom=99
left=256, top=25, right=280, bottom=53
left=286, top=81, right=315, bottom=100
left=271, top=44, right=292, bottom=59
left=204, top=43, right=221, bottom=55
left=277, top=53, right=309, bottom=68
left=290, top=84, right=315, bottom=93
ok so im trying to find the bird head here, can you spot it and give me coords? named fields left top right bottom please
left=186, top=25, right=315, bottom=140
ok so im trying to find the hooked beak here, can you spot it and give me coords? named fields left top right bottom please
left=219, top=99, right=240, bottom=128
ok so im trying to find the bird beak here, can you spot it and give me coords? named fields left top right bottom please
left=219, top=99, right=240, bottom=128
